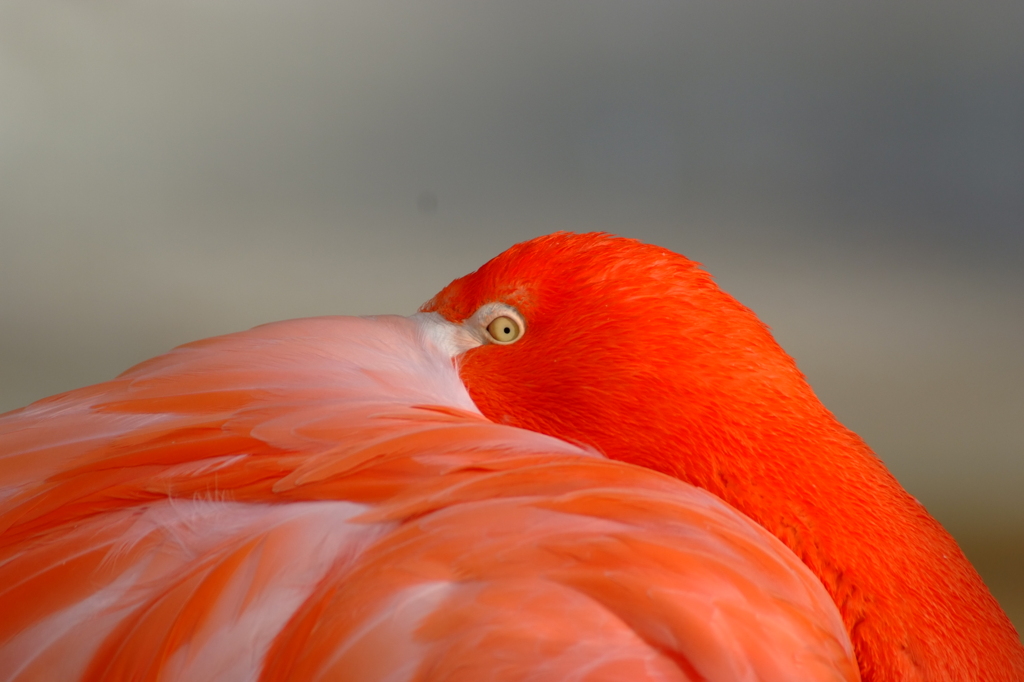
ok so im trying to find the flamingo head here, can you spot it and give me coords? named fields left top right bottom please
left=420, top=231, right=822, bottom=485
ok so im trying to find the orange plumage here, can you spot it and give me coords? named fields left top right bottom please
left=1, top=233, right=1021, bottom=681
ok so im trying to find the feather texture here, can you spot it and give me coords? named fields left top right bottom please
left=0, top=315, right=858, bottom=681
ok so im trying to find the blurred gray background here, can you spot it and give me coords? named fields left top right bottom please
left=1, top=1, right=1021, bottom=629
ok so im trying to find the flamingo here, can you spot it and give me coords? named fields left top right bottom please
left=0, top=232, right=1020, bottom=681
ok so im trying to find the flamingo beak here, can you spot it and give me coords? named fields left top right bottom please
left=410, top=311, right=484, bottom=359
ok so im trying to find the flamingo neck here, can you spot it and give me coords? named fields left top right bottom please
left=467, top=366, right=1024, bottom=680
left=655, top=399, right=1024, bottom=682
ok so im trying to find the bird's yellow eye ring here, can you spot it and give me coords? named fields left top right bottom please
left=486, top=316, right=522, bottom=344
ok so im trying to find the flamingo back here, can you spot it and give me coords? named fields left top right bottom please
left=0, top=315, right=859, bottom=682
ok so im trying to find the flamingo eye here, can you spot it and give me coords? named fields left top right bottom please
left=486, top=316, right=522, bottom=344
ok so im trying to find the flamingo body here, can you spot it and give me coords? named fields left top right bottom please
left=1, top=315, right=857, bottom=681
left=2, top=232, right=1022, bottom=681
